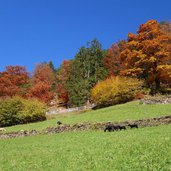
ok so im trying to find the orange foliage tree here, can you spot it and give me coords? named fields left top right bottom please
left=159, top=21, right=171, bottom=86
left=104, top=40, right=126, bottom=76
left=120, top=20, right=171, bottom=94
left=0, top=66, right=29, bottom=97
left=160, top=21, right=171, bottom=36
left=56, top=60, right=72, bottom=106
left=27, top=63, right=54, bottom=104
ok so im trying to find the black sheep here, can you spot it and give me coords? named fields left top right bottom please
left=119, top=125, right=126, bottom=130
left=128, top=123, right=138, bottom=128
left=57, top=121, right=62, bottom=125
left=104, top=124, right=125, bottom=132
left=114, top=125, right=123, bottom=131
left=104, top=124, right=115, bottom=132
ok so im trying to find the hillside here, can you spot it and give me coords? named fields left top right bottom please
left=5, top=101, right=171, bottom=132
left=1, top=101, right=171, bottom=170
left=0, top=125, right=171, bottom=170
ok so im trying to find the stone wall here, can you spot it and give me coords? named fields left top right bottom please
left=140, top=95, right=171, bottom=105
left=1, top=115, right=171, bottom=139
left=46, top=104, right=96, bottom=115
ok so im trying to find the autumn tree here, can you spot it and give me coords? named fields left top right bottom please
left=56, top=60, right=72, bottom=106
left=66, top=39, right=107, bottom=106
left=104, top=40, right=126, bottom=76
left=120, top=20, right=171, bottom=94
left=91, top=76, right=142, bottom=108
left=159, top=21, right=171, bottom=87
left=32, top=63, right=54, bottom=84
left=160, top=21, right=171, bottom=36
left=0, top=66, right=29, bottom=97
left=27, top=63, right=54, bottom=104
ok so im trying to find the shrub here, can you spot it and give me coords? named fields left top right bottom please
left=0, top=97, right=23, bottom=126
left=91, top=76, right=142, bottom=108
left=0, top=97, right=46, bottom=127
left=18, top=98, right=47, bottom=124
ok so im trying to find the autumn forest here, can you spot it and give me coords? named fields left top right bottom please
left=0, top=20, right=171, bottom=108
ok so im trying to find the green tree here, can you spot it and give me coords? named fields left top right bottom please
left=48, top=61, right=56, bottom=72
left=66, top=39, right=107, bottom=106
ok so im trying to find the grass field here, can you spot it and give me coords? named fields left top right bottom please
left=5, top=101, right=171, bottom=132
left=0, top=125, right=171, bottom=171
left=1, top=101, right=171, bottom=171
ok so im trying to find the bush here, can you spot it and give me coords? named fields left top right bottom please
left=0, top=97, right=46, bottom=127
left=91, top=76, right=142, bottom=108
left=18, top=98, right=47, bottom=124
left=0, top=97, right=23, bottom=126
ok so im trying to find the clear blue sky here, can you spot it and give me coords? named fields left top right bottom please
left=0, top=0, right=170, bottom=72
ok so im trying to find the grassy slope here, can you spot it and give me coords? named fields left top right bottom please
left=0, top=125, right=171, bottom=171
left=6, top=101, right=171, bottom=132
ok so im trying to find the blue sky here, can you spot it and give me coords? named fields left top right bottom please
left=0, top=0, right=170, bottom=72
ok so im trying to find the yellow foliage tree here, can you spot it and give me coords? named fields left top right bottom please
left=91, top=76, right=142, bottom=108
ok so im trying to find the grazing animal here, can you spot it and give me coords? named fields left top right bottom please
left=0, top=128, right=6, bottom=132
left=57, top=121, right=62, bottom=125
left=104, top=124, right=115, bottom=132
left=104, top=124, right=126, bottom=132
left=104, top=125, right=112, bottom=132
left=128, top=123, right=138, bottom=128
left=114, top=125, right=122, bottom=131
left=119, top=125, right=126, bottom=130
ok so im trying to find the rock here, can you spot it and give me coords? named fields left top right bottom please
left=0, top=128, right=6, bottom=132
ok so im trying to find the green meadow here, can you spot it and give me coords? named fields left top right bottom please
left=5, top=101, right=171, bottom=132
left=1, top=101, right=171, bottom=171
left=0, top=125, right=171, bottom=171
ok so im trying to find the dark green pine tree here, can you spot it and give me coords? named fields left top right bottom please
left=66, top=39, right=107, bottom=107
left=48, top=61, right=56, bottom=72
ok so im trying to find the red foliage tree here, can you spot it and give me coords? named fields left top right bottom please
left=104, top=40, right=126, bottom=76
left=56, top=60, right=72, bottom=106
left=0, top=66, right=29, bottom=97
left=32, top=63, right=54, bottom=85
left=28, top=82, right=53, bottom=104
left=27, top=63, right=54, bottom=104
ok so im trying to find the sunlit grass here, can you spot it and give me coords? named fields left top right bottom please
left=0, top=125, right=171, bottom=171
left=5, top=101, right=171, bottom=132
